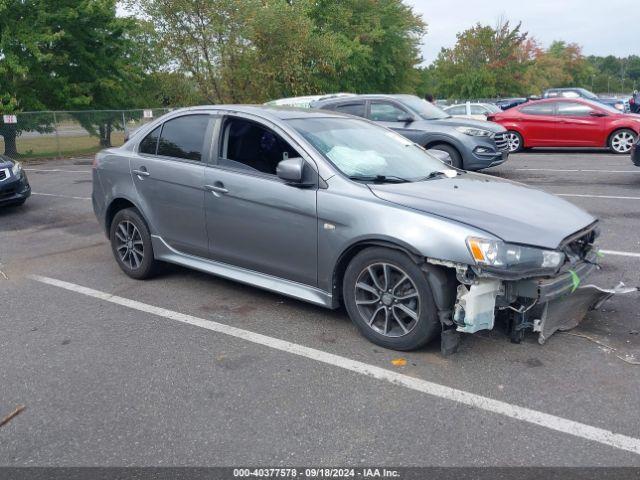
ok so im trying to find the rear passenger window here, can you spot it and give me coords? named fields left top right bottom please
left=557, top=102, right=592, bottom=116
left=157, top=115, right=210, bottom=161
left=520, top=104, right=555, bottom=115
left=447, top=105, right=466, bottom=115
left=334, top=103, right=366, bottom=118
left=139, top=126, right=161, bottom=155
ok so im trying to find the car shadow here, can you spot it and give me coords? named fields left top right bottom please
left=518, top=148, right=621, bottom=155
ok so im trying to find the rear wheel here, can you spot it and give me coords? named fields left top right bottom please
left=343, top=247, right=440, bottom=351
left=429, top=143, right=462, bottom=169
left=110, top=208, right=158, bottom=279
left=609, top=129, right=637, bottom=154
left=506, top=131, right=524, bottom=152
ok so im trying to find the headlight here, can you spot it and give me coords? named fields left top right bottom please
left=455, top=126, right=493, bottom=137
left=614, top=103, right=624, bottom=111
left=466, top=237, right=565, bottom=274
left=11, top=161, right=22, bottom=176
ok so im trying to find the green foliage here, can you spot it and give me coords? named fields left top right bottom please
left=0, top=0, right=148, bottom=152
left=128, top=0, right=426, bottom=103
left=430, top=21, right=533, bottom=99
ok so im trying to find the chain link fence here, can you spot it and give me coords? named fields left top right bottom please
left=0, top=108, right=172, bottom=160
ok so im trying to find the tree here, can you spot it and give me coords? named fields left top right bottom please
left=430, top=20, right=532, bottom=99
left=0, top=0, right=147, bottom=154
left=129, top=0, right=427, bottom=103
left=308, top=0, right=426, bottom=93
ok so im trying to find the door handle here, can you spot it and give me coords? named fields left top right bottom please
left=205, top=184, right=229, bottom=195
left=132, top=168, right=150, bottom=177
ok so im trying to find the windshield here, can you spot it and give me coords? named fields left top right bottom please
left=396, top=96, right=450, bottom=120
left=287, top=117, right=451, bottom=181
left=577, top=88, right=599, bottom=100
left=582, top=98, right=621, bottom=114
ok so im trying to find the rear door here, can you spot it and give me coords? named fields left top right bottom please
left=555, top=101, right=604, bottom=146
left=517, top=103, right=559, bottom=146
left=131, top=114, right=213, bottom=258
left=331, top=101, right=367, bottom=119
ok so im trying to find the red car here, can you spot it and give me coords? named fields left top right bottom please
left=488, top=98, right=640, bottom=154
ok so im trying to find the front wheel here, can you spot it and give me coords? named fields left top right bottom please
left=609, top=129, right=637, bottom=154
left=506, top=131, right=524, bottom=153
left=110, top=208, right=158, bottom=280
left=342, top=247, right=440, bottom=351
left=429, top=144, right=463, bottom=169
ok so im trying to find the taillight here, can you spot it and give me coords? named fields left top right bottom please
left=92, top=155, right=98, bottom=169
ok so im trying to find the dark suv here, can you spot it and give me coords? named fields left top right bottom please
left=311, top=94, right=509, bottom=170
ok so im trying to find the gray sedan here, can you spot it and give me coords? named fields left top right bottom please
left=92, top=106, right=600, bottom=351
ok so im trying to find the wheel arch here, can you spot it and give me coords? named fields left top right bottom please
left=105, top=196, right=150, bottom=236
left=331, top=239, right=457, bottom=320
left=606, top=127, right=638, bottom=148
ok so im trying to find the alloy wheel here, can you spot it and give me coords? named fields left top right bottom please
left=114, top=220, right=144, bottom=270
left=506, top=132, right=521, bottom=152
left=354, top=263, right=420, bottom=338
left=611, top=131, right=635, bottom=153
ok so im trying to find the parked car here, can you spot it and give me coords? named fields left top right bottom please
left=632, top=136, right=640, bottom=166
left=311, top=94, right=509, bottom=170
left=494, top=98, right=529, bottom=110
left=488, top=98, right=640, bottom=154
left=443, top=102, right=502, bottom=121
left=93, top=105, right=603, bottom=351
left=0, top=155, right=31, bottom=206
left=542, top=88, right=629, bottom=113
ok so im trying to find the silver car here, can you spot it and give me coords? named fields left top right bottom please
left=92, top=106, right=600, bottom=352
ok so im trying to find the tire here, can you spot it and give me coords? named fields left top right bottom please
left=608, top=129, right=637, bottom=154
left=506, top=131, right=524, bottom=153
left=429, top=143, right=463, bottom=169
left=109, top=207, right=158, bottom=280
left=342, top=247, right=440, bottom=351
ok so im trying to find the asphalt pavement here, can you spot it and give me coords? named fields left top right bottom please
left=1, top=151, right=639, bottom=466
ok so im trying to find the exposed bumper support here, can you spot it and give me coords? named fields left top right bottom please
left=535, top=283, right=639, bottom=344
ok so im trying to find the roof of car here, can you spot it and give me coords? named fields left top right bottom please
left=312, top=93, right=419, bottom=106
left=167, top=104, right=351, bottom=121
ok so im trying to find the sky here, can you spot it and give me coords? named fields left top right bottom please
left=405, top=0, right=636, bottom=65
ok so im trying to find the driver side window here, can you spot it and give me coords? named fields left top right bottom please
left=369, top=102, right=407, bottom=122
left=219, top=118, right=301, bottom=175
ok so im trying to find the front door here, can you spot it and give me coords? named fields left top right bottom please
left=368, top=100, right=423, bottom=143
left=555, top=101, right=604, bottom=146
left=131, top=114, right=212, bottom=258
left=204, top=115, right=318, bottom=286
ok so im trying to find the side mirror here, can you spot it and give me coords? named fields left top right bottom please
left=590, top=111, right=607, bottom=117
left=276, top=157, right=305, bottom=184
left=397, top=114, right=414, bottom=123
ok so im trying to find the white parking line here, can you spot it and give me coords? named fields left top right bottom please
left=517, top=168, right=640, bottom=174
left=556, top=193, right=640, bottom=201
left=29, top=274, right=640, bottom=457
left=601, top=249, right=640, bottom=259
left=25, top=168, right=91, bottom=173
left=32, top=192, right=91, bottom=201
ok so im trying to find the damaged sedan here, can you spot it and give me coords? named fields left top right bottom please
left=93, top=106, right=619, bottom=352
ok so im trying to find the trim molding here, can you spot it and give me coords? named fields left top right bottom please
left=151, top=235, right=334, bottom=308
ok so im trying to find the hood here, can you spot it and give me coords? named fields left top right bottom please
left=426, top=116, right=506, bottom=133
left=369, top=173, right=596, bottom=250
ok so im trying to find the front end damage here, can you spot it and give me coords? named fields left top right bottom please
left=430, top=225, right=638, bottom=350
